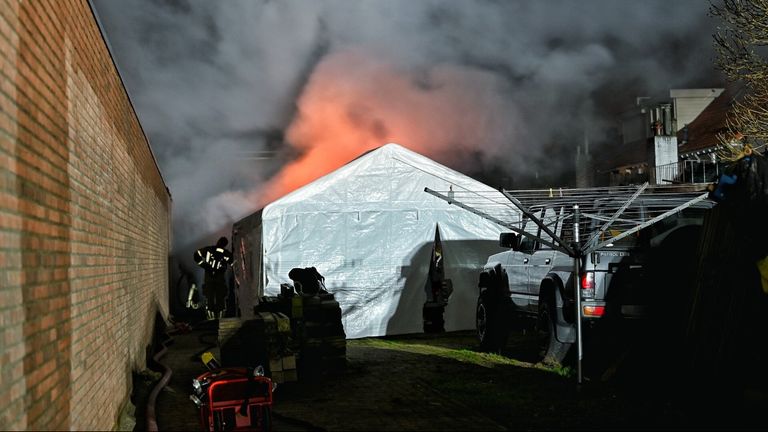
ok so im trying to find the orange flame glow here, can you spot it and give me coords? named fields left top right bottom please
left=256, top=48, right=516, bottom=207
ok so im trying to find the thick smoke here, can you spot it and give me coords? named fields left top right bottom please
left=93, top=0, right=721, bottom=252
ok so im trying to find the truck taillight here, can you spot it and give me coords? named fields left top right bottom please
left=580, top=272, right=595, bottom=298
left=582, top=305, right=605, bottom=317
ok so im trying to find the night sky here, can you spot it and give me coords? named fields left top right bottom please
left=91, top=0, right=723, bottom=251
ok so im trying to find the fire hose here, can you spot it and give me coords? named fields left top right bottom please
left=146, top=333, right=174, bottom=432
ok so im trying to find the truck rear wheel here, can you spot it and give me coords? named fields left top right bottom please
left=537, top=300, right=571, bottom=367
left=476, top=291, right=510, bottom=353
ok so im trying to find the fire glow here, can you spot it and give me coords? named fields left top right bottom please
left=256, top=48, right=521, bottom=207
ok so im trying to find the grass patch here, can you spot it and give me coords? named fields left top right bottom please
left=552, top=365, right=574, bottom=377
left=354, top=338, right=524, bottom=368
left=350, top=336, right=583, bottom=428
left=351, top=336, right=563, bottom=375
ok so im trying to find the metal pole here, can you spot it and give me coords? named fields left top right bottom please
left=424, top=188, right=565, bottom=252
left=573, top=204, right=583, bottom=385
left=593, top=192, right=709, bottom=250
left=583, top=183, right=647, bottom=253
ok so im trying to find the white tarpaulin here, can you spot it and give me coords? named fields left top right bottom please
left=232, top=143, right=508, bottom=338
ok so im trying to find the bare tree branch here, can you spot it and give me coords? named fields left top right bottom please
left=711, top=0, right=768, bottom=159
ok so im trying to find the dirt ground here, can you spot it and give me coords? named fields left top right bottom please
left=133, top=320, right=766, bottom=431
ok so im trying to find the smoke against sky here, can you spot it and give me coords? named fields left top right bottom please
left=92, top=0, right=722, bottom=250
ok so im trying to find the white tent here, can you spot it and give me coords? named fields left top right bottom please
left=232, top=143, right=508, bottom=338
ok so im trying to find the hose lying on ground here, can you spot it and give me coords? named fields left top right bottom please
left=146, top=333, right=173, bottom=432
left=145, top=319, right=214, bottom=431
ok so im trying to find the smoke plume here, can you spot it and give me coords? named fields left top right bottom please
left=93, top=0, right=722, bottom=253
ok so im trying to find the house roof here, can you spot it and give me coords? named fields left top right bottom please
left=592, top=140, right=649, bottom=175
left=677, top=84, right=743, bottom=156
left=594, top=84, right=742, bottom=174
left=592, top=105, right=658, bottom=173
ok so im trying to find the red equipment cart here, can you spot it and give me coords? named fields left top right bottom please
left=191, top=367, right=273, bottom=431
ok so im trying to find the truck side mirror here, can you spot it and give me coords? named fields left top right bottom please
left=499, top=232, right=521, bottom=250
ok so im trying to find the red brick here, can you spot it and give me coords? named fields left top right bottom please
left=1, top=2, right=170, bottom=429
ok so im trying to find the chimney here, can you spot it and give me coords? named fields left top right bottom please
left=575, top=129, right=594, bottom=188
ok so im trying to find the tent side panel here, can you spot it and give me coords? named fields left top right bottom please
left=232, top=209, right=264, bottom=319
left=261, top=207, right=504, bottom=339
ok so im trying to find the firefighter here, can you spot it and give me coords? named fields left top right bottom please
left=194, top=237, right=233, bottom=319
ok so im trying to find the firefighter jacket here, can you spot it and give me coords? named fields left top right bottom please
left=194, top=246, right=233, bottom=275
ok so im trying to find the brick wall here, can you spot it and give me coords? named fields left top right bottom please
left=0, top=1, right=171, bottom=430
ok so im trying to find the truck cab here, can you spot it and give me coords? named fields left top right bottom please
left=477, top=197, right=711, bottom=366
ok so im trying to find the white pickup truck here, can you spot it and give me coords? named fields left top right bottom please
left=475, top=195, right=711, bottom=366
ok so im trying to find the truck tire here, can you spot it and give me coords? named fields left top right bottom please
left=476, top=291, right=510, bottom=353
left=537, top=299, right=571, bottom=367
